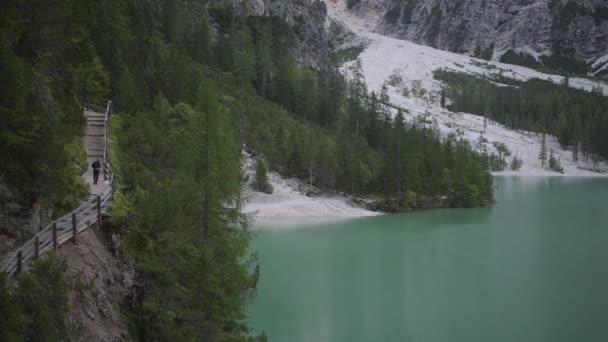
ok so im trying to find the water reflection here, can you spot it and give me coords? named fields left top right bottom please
left=250, top=177, right=608, bottom=342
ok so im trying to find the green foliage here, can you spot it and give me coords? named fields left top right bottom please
left=539, top=132, right=548, bottom=167
left=347, top=0, right=362, bottom=10
left=0, top=275, right=23, bottom=341
left=206, top=45, right=492, bottom=208
left=113, top=85, right=259, bottom=339
left=435, top=70, right=608, bottom=160
left=500, top=49, right=541, bottom=69
left=17, top=254, right=71, bottom=341
left=0, top=0, right=92, bottom=212
left=1, top=1, right=495, bottom=340
left=548, top=149, right=564, bottom=173
left=255, top=159, right=274, bottom=194
left=0, top=253, right=73, bottom=341
left=474, top=44, right=494, bottom=61
left=539, top=52, right=589, bottom=76
left=499, top=47, right=589, bottom=76
left=510, top=156, right=523, bottom=171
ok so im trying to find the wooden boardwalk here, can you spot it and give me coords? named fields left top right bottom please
left=1, top=101, right=115, bottom=278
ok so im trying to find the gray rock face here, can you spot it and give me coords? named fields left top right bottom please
left=357, top=0, right=608, bottom=66
left=211, top=0, right=331, bottom=70
left=0, top=175, right=54, bottom=258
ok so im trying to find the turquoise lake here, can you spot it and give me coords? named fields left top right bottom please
left=249, top=177, right=608, bottom=342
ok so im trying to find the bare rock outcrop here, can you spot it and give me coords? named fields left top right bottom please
left=59, top=225, right=135, bottom=341
left=350, top=0, right=608, bottom=74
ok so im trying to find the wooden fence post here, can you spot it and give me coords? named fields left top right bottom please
left=97, top=195, right=102, bottom=230
left=17, top=250, right=22, bottom=274
left=35, top=237, right=39, bottom=259
left=72, top=212, right=77, bottom=244
left=53, top=222, right=58, bottom=249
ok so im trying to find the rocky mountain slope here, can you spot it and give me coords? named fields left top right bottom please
left=348, top=0, right=608, bottom=75
left=325, top=0, right=608, bottom=176
left=211, top=0, right=331, bottom=70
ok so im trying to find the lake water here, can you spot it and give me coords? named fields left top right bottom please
left=249, top=177, right=608, bottom=342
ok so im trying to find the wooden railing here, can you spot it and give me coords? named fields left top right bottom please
left=102, top=100, right=113, bottom=163
left=1, top=100, right=116, bottom=278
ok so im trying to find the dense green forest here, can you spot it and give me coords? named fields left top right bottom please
left=0, top=254, right=74, bottom=341
left=436, top=70, right=608, bottom=162
left=0, top=0, right=91, bottom=212
left=2, top=0, right=493, bottom=340
left=499, top=49, right=589, bottom=76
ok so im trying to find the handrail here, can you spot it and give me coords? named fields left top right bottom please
left=1, top=100, right=116, bottom=278
left=103, top=100, right=112, bottom=163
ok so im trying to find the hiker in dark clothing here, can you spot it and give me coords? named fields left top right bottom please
left=92, top=159, right=101, bottom=185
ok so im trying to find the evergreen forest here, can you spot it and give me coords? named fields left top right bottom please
left=1, top=1, right=493, bottom=340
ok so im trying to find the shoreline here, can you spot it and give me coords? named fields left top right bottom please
left=244, top=168, right=608, bottom=225
left=242, top=152, right=381, bottom=224
left=493, top=171, right=608, bottom=178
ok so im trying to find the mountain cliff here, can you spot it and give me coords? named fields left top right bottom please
left=349, top=0, right=608, bottom=75
left=210, top=0, right=331, bottom=70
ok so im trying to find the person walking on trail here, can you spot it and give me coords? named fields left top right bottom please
left=92, top=159, right=101, bottom=185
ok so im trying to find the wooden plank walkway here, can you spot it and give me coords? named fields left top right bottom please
left=1, top=101, right=115, bottom=278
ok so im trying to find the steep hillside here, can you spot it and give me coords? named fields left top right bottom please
left=325, top=0, right=608, bottom=176
left=347, top=0, right=608, bottom=76
left=210, top=0, right=331, bottom=70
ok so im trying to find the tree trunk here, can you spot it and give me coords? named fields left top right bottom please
left=397, top=137, right=401, bottom=203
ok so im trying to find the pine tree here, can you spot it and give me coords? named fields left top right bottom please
left=233, top=29, right=256, bottom=86
left=483, top=116, right=488, bottom=134
left=394, top=110, right=405, bottom=202
left=116, top=67, right=141, bottom=112
left=366, top=91, right=380, bottom=147
left=572, top=140, right=579, bottom=164
left=548, top=148, right=561, bottom=171
left=539, top=132, right=548, bottom=167
left=316, top=140, right=338, bottom=189
left=195, top=80, right=241, bottom=240
left=378, top=83, right=392, bottom=148
left=384, top=109, right=406, bottom=202
left=295, top=68, right=319, bottom=121
left=191, top=15, right=211, bottom=64
left=510, top=156, right=523, bottom=171
left=348, top=59, right=367, bottom=137
left=255, top=158, right=273, bottom=194
left=303, top=130, right=317, bottom=186
left=275, top=58, right=298, bottom=112
left=255, top=23, right=273, bottom=98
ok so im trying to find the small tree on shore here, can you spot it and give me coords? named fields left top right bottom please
left=572, top=140, right=579, bottom=164
left=539, top=132, right=548, bottom=167
left=510, top=156, right=523, bottom=171
left=548, top=149, right=563, bottom=173
left=255, top=158, right=273, bottom=194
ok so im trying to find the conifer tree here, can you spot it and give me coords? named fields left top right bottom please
left=234, top=29, right=256, bottom=86
left=255, top=23, right=273, bottom=98
left=191, top=15, right=211, bottom=64
left=255, top=158, right=273, bottom=194
left=348, top=59, right=367, bottom=137
left=539, top=132, right=548, bottom=167
left=572, top=140, right=579, bottom=164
